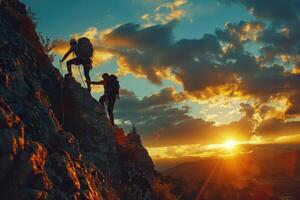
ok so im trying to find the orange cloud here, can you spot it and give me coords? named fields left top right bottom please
left=292, top=66, right=300, bottom=74
left=147, top=135, right=264, bottom=160
left=141, top=0, right=189, bottom=25
left=147, top=130, right=300, bottom=161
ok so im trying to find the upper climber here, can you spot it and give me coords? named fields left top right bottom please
left=87, top=73, right=120, bottom=126
left=60, top=37, right=94, bottom=92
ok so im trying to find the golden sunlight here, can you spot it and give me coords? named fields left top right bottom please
left=223, top=139, right=237, bottom=151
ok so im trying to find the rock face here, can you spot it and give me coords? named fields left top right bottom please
left=0, top=0, right=157, bottom=199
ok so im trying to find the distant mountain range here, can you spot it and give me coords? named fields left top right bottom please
left=161, top=144, right=300, bottom=200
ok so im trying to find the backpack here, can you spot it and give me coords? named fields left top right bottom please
left=107, top=74, right=120, bottom=96
left=77, top=37, right=94, bottom=58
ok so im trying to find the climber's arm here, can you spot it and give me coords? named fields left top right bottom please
left=60, top=48, right=73, bottom=62
left=89, top=80, right=104, bottom=85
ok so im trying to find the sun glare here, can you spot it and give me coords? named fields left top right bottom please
left=224, top=140, right=237, bottom=150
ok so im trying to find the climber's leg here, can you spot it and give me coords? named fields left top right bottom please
left=99, top=95, right=106, bottom=107
left=83, top=65, right=91, bottom=92
left=66, top=58, right=80, bottom=77
left=107, top=96, right=116, bottom=126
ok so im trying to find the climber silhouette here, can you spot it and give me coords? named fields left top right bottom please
left=60, top=38, right=94, bottom=92
left=88, top=73, right=120, bottom=126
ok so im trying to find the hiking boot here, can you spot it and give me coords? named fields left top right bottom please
left=65, top=73, right=73, bottom=78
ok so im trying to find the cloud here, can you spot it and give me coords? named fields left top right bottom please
left=115, top=88, right=300, bottom=147
left=52, top=0, right=300, bottom=146
left=104, top=21, right=300, bottom=118
left=116, top=89, right=257, bottom=147
left=257, top=22, right=300, bottom=65
left=54, top=18, right=300, bottom=117
left=155, top=0, right=188, bottom=22
left=220, top=0, right=300, bottom=66
left=102, top=22, right=175, bottom=51
left=102, top=22, right=227, bottom=91
left=274, top=133, right=300, bottom=144
left=116, top=88, right=190, bottom=134
left=217, top=20, right=264, bottom=43
left=256, top=118, right=300, bottom=137
left=219, top=0, right=300, bottom=22
left=141, top=0, right=190, bottom=25
left=240, top=103, right=255, bottom=118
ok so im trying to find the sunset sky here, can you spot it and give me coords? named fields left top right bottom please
left=22, top=0, right=300, bottom=160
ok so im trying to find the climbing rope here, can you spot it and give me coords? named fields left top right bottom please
left=59, top=62, right=65, bottom=127
left=77, top=65, right=87, bottom=88
left=71, top=52, right=87, bottom=88
left=58, top=61, right=64, bottom=76
left=194, top=159, right=222, bottom=200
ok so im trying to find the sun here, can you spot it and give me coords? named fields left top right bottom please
left=224, top=140, right=237, bottom=150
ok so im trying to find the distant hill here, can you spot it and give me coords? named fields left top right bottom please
left=162, top=148, right=300, bottom=200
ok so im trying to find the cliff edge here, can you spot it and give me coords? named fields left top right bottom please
left=0, top=1, right=158, bottom=199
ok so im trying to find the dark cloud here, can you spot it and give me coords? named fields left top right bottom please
left=220, top=0, right=300, bottom=22
left=258, top=104, right=276, bottom=120
left=259, top=22, right=300, bottom=59
left=139, top=87, right=186, bottom=107
left=116, top=89, right=300, bottom=147
left=116, top=88, right=210, bottom=146
left=104, top=22, right=175, bottom=51
left=174, top=60, right=234, bottom=94
left=220, top=0, right=300, bottom=64
left=257, top=118, right=300, bottom=137
left=164, top=34, right=222, bottom=66
left=104, top=22, right=223, bottom=87
left=116, top=89, right=256, bottom=147
left=240, top=103, right=255, bottom=118
left=147, top=118, right=217, bottom=147
left=116, top=88, right=190, bottom=135
left=216, top=20, right=264, bottom=54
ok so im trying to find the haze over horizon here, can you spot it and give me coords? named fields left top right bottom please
left=22, top=0, right=300, bottom=161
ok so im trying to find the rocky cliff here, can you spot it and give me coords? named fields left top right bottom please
left=0, top=0, right=158, bottom=199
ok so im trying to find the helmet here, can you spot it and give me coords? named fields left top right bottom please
left=69, top=38, right=77, bottom=46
